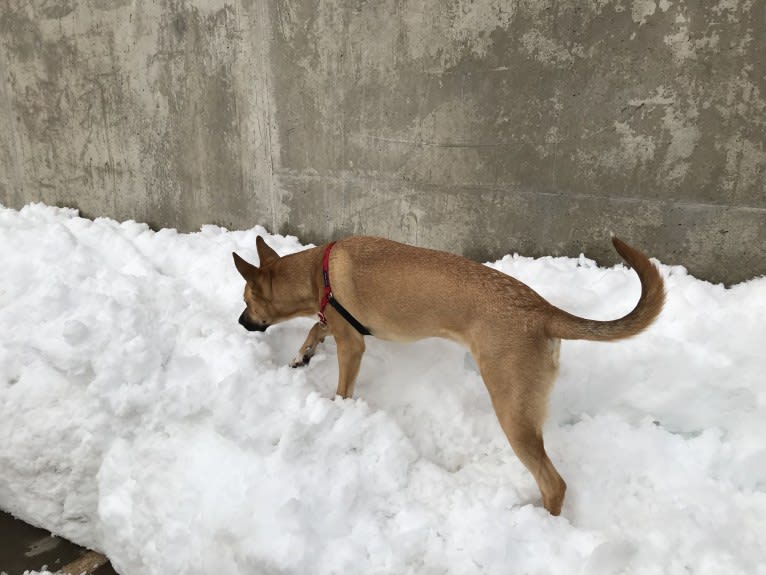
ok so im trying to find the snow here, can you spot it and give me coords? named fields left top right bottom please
left=1, top=202, right=764, bottom=575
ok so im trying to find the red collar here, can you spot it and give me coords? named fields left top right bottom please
left=318, top=241, right=336, bottom=324
left=317, top=242, right=371, bottom=335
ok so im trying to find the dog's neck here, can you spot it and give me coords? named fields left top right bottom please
left=269, top=246, right=323, bottom=318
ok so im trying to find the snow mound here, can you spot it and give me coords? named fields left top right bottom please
left=1, top=203, right=764, bottom=575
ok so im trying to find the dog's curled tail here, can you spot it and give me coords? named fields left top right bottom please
left=545, top=237, right=665, bottom=342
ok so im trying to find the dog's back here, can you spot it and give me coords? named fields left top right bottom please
left=327, top=237, right=551, bottom=343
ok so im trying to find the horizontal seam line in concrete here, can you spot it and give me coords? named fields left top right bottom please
left=274, top=170, right=766, bottom=214
left=366, top=135, right=510, bottom=148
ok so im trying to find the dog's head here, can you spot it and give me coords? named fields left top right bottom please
left=232, top=236, right=282, bottom=332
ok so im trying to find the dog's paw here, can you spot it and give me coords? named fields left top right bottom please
left=289, top=354, right=311, bottom=368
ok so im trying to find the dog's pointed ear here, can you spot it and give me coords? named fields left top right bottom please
left=232, top=252, right=259, bottom=280
left=256, top=236, right=280, bottom=266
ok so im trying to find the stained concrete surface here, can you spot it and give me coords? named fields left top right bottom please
left=0, top=510, right=117, bottom=575
left=1, top=0, right=764, bottom=284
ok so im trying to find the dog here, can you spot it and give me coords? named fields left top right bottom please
left=233, top=235, right=664, bottom=515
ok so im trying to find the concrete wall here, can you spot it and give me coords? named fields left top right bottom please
left=1, top=0, right=764, bottom=284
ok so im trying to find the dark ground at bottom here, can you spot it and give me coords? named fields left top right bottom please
left=0, top=510, right=117, bottom=575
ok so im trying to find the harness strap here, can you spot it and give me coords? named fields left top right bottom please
left=318, top=242, right=371, bottom=336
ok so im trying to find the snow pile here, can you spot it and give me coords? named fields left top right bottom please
left=1, top=203, right=764, bottom=575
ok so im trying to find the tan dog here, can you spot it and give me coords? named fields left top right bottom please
left=233, top=236, right=664, bottom=515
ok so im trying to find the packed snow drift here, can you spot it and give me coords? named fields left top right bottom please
left=1, top=203, right=764, bottom=575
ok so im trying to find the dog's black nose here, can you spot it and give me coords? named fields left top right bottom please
left=238, top=310, right=269, bottom=332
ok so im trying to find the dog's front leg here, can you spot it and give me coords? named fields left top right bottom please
left=333, top=327, right=366, bottom=399
left=290, top=321, right=330, bottom=368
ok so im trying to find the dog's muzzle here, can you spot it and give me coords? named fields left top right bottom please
left=238, top=310, right=269, bottom=332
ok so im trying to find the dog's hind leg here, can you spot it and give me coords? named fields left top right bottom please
left=290, top=321, right=330, bottom=368
left=475, top=342, right=567, bottom=515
